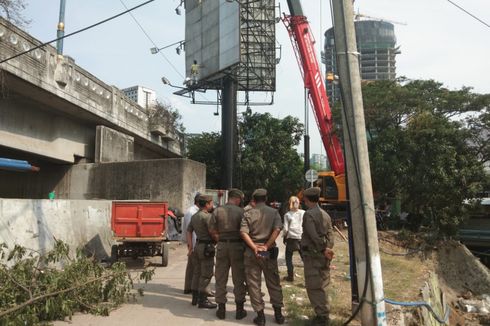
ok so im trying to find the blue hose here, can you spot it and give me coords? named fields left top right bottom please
left=0, top=158, right=39, bottom=172
left=384, top=298, right=450, bottom=324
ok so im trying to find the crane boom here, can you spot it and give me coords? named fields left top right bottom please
left=283, top=1, right=345, bottom=176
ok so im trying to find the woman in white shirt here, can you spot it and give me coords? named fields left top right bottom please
left=282, top=195, right=305, bottom=281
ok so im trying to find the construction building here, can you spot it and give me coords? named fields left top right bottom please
left=323, top=20, right=400, bottom=104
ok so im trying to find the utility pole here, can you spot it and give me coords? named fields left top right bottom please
left=56, top=0, right=66, bottom=57
left=221, top=76, right=238, bottom=189
left=331, top=0, right=387, bottom=325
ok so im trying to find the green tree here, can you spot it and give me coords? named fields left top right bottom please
left=238, top=112, right=304, bottom=202
left=149, top=100, right=185, bottom=133
left=361, top=79, right=489, bottom=235
left=186, top=113, right=305, bottom=203
left=186, top=132, right=221, bottom=189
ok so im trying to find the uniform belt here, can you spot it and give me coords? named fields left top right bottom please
left=196, top=239, right=213, bottom=244
left=301, top=246, right=325, bottom=252
left=252, top=239, right=269, bottom=243
left=218, top=239, right=242, bottom=243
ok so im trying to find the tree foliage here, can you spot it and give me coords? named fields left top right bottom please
left=148, top=100, right=185, bottom=133
left=362, top=79, right=489, bottom=235
left=0, top=240, right=153, bottom=325
left=239, top=112, right=304, bottom=201
left=186, top=112, right=304, bottom=202
left=0, top=0, right=29, bottom=27
left=186, top=132, right=222, bottom=189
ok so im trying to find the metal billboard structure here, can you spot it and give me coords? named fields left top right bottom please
left=184, top=0, right=276, bottom=189
left=184, top=0, right=276, bottom=93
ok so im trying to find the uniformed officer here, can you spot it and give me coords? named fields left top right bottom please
left=210, top=189, right=247, bottom=320
left=187, top=194, right=218, bottom=309
left=301, top=187, right=335, bottom=326
left=240, top=188, right=285, bottom=326
left=182, top=193, right=200, bottom=294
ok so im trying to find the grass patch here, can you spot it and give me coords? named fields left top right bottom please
left=282, top=231, right=431, bottom=325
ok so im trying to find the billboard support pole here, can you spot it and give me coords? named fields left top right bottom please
left=221, top=76, right=237, bottom=189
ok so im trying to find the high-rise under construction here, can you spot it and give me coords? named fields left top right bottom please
left=323, top=20, right=400, bottom=104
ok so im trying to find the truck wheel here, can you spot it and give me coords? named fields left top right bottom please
left=111, top=245, right=119, bottom=263
left=161, top=242, right=169, bottom=267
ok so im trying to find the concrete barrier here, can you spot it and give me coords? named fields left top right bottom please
left=0, top=199, right=112, bottom=260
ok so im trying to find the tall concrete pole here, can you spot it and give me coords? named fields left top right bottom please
left=56, top=0, right=66, bottom=57
left=331, top=0, right=387, bottom=325
left=221, top=77, right=237, bottom=189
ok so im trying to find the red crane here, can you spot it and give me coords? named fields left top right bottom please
left=283, top=0, right=346, bottom=204
left=283, top=1, right=344, bottom=176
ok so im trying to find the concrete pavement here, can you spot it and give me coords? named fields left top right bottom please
left=54, top=241, right=288, bottom=326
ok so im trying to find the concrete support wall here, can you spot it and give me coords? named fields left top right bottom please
left=0, top=96, right=94, bottom=163
left=0, top=199, right=112, bottom=259
left=95, top=125, right=134, bottom=163
left=0, top=159, right=206, bottom=213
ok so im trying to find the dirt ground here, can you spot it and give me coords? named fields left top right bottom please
left=281, top=230, right=490, bottom=326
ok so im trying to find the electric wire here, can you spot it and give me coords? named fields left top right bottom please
left=0, top=0, right=156, bottom=64
left=446, top=0, right=490, bottom=29
left=118, top=0, right=183, bottom=79
left=119, top=0, right=211, bottom=103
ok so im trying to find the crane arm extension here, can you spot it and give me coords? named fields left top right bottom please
left=283, top=12, right=345, bottom=175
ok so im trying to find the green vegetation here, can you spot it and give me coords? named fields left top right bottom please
left=0, top=240, right=154, bottom=325
left=362, top=78, right=490, bottom=236
left=187, top=112, right=305, bottom=202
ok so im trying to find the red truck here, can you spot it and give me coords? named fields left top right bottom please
left=111, top=201, right=170, bottom=266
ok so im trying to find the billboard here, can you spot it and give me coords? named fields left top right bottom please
left=185, top=0, right=240, bottom=83
left=185, top=0, right=276, bottom=92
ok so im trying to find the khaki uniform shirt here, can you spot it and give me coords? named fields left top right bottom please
left=240, top=203, right=282, bottom=243
left=301, top=204, right=334, bottom=252
left=210, top=204, right=244, bottom=240
left=187, top=210, right=213, bottom=241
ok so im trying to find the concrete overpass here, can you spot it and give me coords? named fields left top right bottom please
left=0, top=17, right=184, bottom=164
left=0, top=18, right=206, bottom=210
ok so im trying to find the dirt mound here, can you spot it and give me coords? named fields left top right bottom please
left=435, top=240, right=490, bottom=298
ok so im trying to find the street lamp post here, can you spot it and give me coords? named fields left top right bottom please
left=150, top=40, right=185, bottom=55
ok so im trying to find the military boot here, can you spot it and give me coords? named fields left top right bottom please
left=191, top=290, right=198, bottom=306
left=253, top=310, right=266, bottom=326
left=282, top=272, right=294, bottom=282
left=311, top=315, right=329, bottom=326
left=198, top=292, right=217, bottom=309
left=235, top=302, right=247, bottom=320
left=273, top=305, right=285, bottom=324
left=216, top=303, right=226, bottom=319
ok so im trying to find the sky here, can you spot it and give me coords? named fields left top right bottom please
left=20, top=0, right=490, bottom=157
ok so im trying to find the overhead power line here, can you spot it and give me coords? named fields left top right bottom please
left=119, top=0, right=184, bottom=79
left=446, top=0, right=490, bottom=29
left=0, top=0, right=156, bottom=64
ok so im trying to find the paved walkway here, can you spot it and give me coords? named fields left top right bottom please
left=54, top=241, right=288, bottom=326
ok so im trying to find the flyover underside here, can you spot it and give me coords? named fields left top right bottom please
left=0, top=72, right=180, bottom=163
